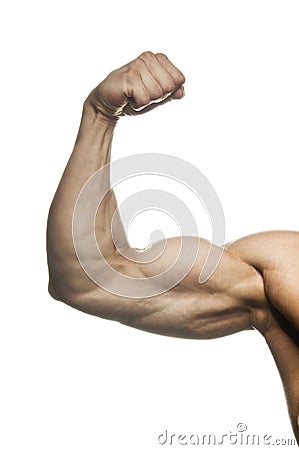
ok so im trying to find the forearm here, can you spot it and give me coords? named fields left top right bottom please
left=47, top=103, right=123, bottom=299
left=47, top=52, right=186, bottom=301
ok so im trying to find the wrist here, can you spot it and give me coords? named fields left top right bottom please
left=73, top=101, right=117, bottom=151
left=83, top=94, right=120, bottom=128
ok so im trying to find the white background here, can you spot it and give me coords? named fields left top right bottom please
left=1, top=1, right=299, bottom=449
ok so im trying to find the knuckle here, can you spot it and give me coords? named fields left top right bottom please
left=125, top=67, right=139, bottom=81
left=163, top=80, right=176, bottom=93
left=178, top=72, right=186, bottom=84
left=155, top=52, right=168, bottom=61
left=139, top=50, right=155, bottom=60
left=172, top=72, right=185, bottom=87
left=128, top=58, right=146, bottom=74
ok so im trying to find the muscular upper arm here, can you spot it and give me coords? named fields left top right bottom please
left=51, top=235, right=267, bottom=338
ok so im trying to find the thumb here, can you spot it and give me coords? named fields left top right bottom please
left=122, top=86, right=185, bottom=116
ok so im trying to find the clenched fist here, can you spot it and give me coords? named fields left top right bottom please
left=85, top=51, right=185, bottom=119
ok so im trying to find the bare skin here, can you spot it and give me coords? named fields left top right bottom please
left=46, top=52, right=299, bottom=443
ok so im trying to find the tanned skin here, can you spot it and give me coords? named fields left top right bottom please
left=46, top=52, right=299, bottom=442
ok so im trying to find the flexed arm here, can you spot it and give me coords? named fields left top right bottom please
left=47, top=53, right=299, bottom=442
left=47, top=52, right=269, bottom=333
left=46, top=51, right=192, bottom=319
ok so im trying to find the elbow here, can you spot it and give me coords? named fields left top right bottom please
left=47, top=263, right=83, bottom=304
left=48, top=279, right=78, bottom=305
left=47, top=274, right=91, bottom=309
left=48, top=281, right=66, bottom=302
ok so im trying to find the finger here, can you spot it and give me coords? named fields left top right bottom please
left=155, top=52, right=185, bottom=88
left=122, top=87, right=183, bottom=116
left=129, top=57, right=164, bottom=102
left=125, top=71, right=152, bottom=110
left=138, top=51, right=180, bottom=97
left=171, top=85, right=185, bottom=100
left=122, top=93, right=173, bottom=116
